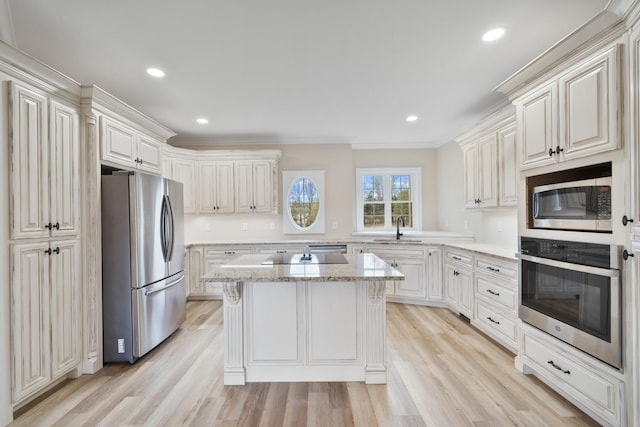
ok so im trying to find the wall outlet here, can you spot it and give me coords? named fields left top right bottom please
left=269, top=222, right=275, bottom=230
left=463, top=220, right=468, bottom=229
left=332, top=221, right=338, bottom=229
left=444, top=220, right=449, bottom=228
left=497, top=221, right=503, bottom=232
left=204, top=223, right=212, bottom=232
left=241, top=222, right=248, bottom=231
left=117, top=338, right=125, bottom=354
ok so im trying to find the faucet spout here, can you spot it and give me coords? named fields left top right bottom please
left=396, top=216, right=405, bottom=240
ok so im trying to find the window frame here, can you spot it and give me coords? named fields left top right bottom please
left=282, top=170, right=325, bottom=234
left=355, top=167, right=422, bottom=232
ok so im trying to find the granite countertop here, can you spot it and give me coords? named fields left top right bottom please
left=445, top=243, right=518, bottom=260
left=200, top=253, right=405, bottom=282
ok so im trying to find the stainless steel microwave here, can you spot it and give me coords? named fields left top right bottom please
left=532, top=177, right=612, bottom=232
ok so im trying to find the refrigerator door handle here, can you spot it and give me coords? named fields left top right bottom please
left=144, top=274, right=185, bottom=296
left=165, top=195, right=175, bottom=262
left=160, top=195, right=168, bottom=261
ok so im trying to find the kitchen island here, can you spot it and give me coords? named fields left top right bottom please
left=201, top=253, right=403, bottom=385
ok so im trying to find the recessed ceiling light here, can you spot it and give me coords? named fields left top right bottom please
left=146, top=67, right=165, bottom=78
left=406, top=115, right=418, bottom=122
left=196, top=118, right=209, bottom=124
left=482, top=28, right=505, bottom=42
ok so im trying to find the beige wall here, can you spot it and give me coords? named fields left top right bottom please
left=351, top=148, right=438, bottom=230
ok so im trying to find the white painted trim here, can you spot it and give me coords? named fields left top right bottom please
left=281, top=170, right=325, bottom=234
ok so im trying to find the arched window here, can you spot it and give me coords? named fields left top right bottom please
left=282, top=170, right=325, bottom=234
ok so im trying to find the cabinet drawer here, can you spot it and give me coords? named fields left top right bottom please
left=445, top=249, right=472, bottom=266
left=255, top=246, right=306, bottom=254
left=522, top=332, right=620, bottom=418
left=475, top=256, right=517, bottom=280
left=475, top=301, right=517, bottom=342
left=475, top=275, right=516, bottom=312
left=204, top=247, right=253, bottom=258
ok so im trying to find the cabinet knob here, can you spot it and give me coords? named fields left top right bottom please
left=53, top=247, right=60, bottom=255
left=622, top=215, right=634, bottom=226
left=45, top=222, right=52, bottom=230
left=54, top=222, right=60, bottom=230
left=44, top=248, right=52, bottom=255
left=548, top=148, right=554, bottom=157
left=623, top=249, right=634, bottom=261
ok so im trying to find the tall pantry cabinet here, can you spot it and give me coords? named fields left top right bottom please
left=8, top=81, right=82, bottom=404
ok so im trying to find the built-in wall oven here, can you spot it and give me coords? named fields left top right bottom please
left=519, top=236, right=621, bottom=368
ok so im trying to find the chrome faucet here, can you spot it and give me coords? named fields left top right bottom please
left=396, top=215, right=405, bottom=240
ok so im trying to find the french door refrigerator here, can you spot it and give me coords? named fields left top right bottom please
left=101, top=171, right=186, bottom=363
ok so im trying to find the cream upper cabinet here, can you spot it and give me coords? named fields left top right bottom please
left=171, top=159, right=197, bottom=214
left=497, top=124, right=518, bottom=207
left=517, top=81, right=557, bottom=170
left=199, top=161, right=235, bottom=214
left=458, top=108, right=513, bottom=210
left=517, top=45, right=620, bottom=170
left=235, top=160, right=277, bottom=213
left=9, top=83, right=80, bottom=240
left=11, top=239, right=81, bottom=404
left=100, top=116, right=162, bottom=175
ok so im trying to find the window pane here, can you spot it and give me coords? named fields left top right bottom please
left=392, top=175, right=411, bottom=201
left=363, top=176, right=384, bottom=201
left=363, top=202, right=385, bottom=229
left=392, top=202, right=413, bottom=227
left=288, top=177, right=319, bottom=228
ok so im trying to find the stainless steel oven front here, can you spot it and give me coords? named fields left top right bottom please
left=518, top=237, right=621, bottom=368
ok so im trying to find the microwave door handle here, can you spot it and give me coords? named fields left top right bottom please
left=518, top=253, right=619, bottom=278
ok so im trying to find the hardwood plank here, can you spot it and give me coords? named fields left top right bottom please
left=9, top=301, right=600, bottom=426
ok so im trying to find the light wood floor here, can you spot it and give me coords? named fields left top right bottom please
left=11, top=301, right=599, bottom=427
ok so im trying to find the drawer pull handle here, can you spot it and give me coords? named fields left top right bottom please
left=547, top=360, right=570, bottom=375
left=224, top=251, right=236, bottom=255
left=486, top=289, right=500, bottom=296
left=452, top=256, right=462, bottom=261
left=487, top=316, right=500, bottom=325
left=486, top=266, right=500, bottom=272
left=276, top=250, right=287, bottom=253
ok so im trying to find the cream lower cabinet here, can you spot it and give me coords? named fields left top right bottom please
left=362, top=246, right=427, bottom=302
left=444, top=249, right=473, bottom=318
left=11, top=239, right=81, bottom=404
left=189, top=246, right=255, bottom=299
left=471, top=255, right=518, bottom=353
left=518, top=324, right=624, bottom=427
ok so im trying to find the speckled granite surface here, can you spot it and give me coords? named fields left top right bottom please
left=200, top=253, right=405, bottom=282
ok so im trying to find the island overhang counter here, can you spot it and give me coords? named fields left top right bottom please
left=201, top=253, right=404, bottom=385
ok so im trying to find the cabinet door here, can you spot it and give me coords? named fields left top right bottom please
left=458, top=268, right=474, bottom=318
left=216, top=161, right=236, bottom=213
left=198, top=163, right=217, bottom=213
left=559, top=46, right=619, bottom=160
left=478, top=134, right=498, bottom=208
left=444, top=263, right=459, bottom=311
left=11, top=242, right=51, bottom=402
left=234, top=161, right=254, bottom=213
left=137, top=135, right=162, bottom=174
left=49, top=98, right=80, bottom=237
left=50, top=240, right=81, bottom=379
left=462, top=143, right=479, bottom=208
left=517, top=81, right=557, bottom=170
left=172, top=159, right=197, bottom=214
left=498, top=124, right=518, bottom=207
left=100, top=117, right=137, bottom=168
left=395, top=257, right=426, bottom=299
left=188, top=247, right=204, bottom=295
left=10, top=82, right=49, bottom=239
left=252, top=161, right=274, bottom=213
left=427, top=248, right=443, bottom=300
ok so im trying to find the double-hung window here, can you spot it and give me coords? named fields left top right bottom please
left=356, top=168, right=422, bottom=231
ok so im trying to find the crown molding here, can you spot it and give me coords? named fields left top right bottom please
left=170, top=135, right=355, bottom=148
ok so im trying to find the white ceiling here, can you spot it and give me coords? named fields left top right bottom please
left=5, top=0, right=610, bottom=148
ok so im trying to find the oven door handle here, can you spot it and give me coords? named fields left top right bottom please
left=518, top=253, right=620, bottom=278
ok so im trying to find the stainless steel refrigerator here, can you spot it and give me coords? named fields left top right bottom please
left=101, top=171, right=186, bottom=363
